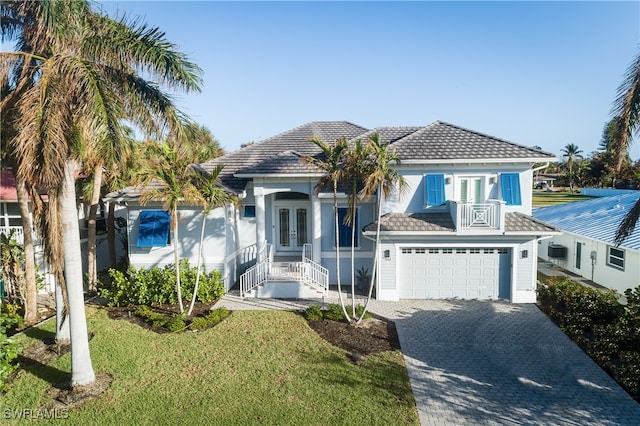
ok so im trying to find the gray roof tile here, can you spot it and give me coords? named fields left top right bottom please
left=200, top=121, right=368, bottom=192
left=363, top=212, right=558, bottom=234
left=389, top=121, right=555, bottom=161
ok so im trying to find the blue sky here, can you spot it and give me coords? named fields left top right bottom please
left=99, top=1, right=640, bottom=160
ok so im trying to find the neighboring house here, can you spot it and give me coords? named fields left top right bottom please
left=0, top=169, right=54, bottom=293
left=1, top=169, right=122, bottom=293
left=533, top=193, right=640, bottom=294
left=108, top=121, right=559, bottom=303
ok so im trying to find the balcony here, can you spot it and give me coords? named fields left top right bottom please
left=0, top=226, right=25, bottom=244
left=448, top=200, right=505, bottom=233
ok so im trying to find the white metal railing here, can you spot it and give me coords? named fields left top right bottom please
left=455, top=200, right=504, bottom=230
left=0, top=226, right=25, bottom=244
left=239, top=244, right=328, bottom=296
left=301, top=258, right=329, bottom=293
left=239, top=259, right=270, bottom=296
left=302, top=243, right=312, bottom=262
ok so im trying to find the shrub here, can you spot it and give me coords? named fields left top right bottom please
left=0, top=312, right=21, bottom=392
left=190, top=308, right=230, bottom=330
left=100, top=261, right=224, bottom=307
left=355, top=304, right=373, bottom=320
left=324, top=304, right=345, bottom=321
left=538, top=279, right=640, bottom=401
left=166, top=315, right=187, bottom=332
left=304, top=305, right=323, bottom=321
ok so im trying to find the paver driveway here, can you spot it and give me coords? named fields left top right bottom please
left=369, top=299, right=640, bottom=426
left=215, top=295, right=640, bottom=425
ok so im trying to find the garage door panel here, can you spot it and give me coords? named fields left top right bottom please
left=399, top=247, right=509, bottom=300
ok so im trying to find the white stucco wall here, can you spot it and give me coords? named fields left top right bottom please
left=127, top=203, right=227, bottom=272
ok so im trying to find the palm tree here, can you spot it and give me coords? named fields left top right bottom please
left=561, top=143, right=583, bottom=192
left=612, top=49, right=640, bottom=245
left=138, top=140, right=204, bottom=313
left=1, top=1, right=202, bottom=387
left=307, top=137, right=351, bottom=320
left=341, top=139, right=373, bottom=319
left=356, top=134, right=408, bottom=323
left=187, top=164, right=234, bottom=316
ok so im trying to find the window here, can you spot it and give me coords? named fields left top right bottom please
left=500, top=173, right=522, bottom=206
left=243, top=205, right=256, bottom=218
left=401, top=248, right=412, bottom=254
left=136, top=210, right=170, bottom=247
left=429, top=248, right=439, bottom=254
left=415, top=248, right=426, bottom=254
left=337, top=207, right=358, bottom=248
left=607, top=246, right=624, bottom=270
left=424, top=174, right=446, bottom=206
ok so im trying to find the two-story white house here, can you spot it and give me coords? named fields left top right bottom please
left=109, top=121, right=559, bottom=303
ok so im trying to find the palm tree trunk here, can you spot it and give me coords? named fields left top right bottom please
left=333, top=184, right=349, bottom=321
left=15, top=175, right=38, bottom=325
left=87, top=164, right=103, bottom=292
left=357, top=184, right=382, bottom=323
left=61, top=159, right=95, bottom=387
left=107, top=201, right=117, bottom=268
left=55, top=280, right=70, bottom=342
left=187, top=209, right=207, bottom=316
left=173, top=210, right=184, bottom=313
left=350, top=191, right=357, bottom=319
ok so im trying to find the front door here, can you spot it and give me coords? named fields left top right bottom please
left=275, top=203, right=309, bottom=252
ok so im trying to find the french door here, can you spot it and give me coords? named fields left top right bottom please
left=275, top=203, right=309, bottom=252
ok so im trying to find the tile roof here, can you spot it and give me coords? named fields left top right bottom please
left=387, top=121, right=555, bottom=161
left=200, top=121, right=368, bottom=192
left=108, top=120, right=556, bottom=198
left=533, top=193, right=640, bottom=251
left=362, top=212, right=558, bottom=234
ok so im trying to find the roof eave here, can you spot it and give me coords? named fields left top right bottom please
left=234, top=173, right=325, bottom=178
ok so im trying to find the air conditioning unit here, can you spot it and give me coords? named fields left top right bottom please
left=548, top=244, right=567, bottom=259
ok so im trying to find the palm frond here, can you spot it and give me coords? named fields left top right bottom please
left=611, top=49, right=640, bottom=172
left=614, top=198, right=640, bottom=246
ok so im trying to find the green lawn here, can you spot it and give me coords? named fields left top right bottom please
left=532, top=191, right=597, bottom=207
left=3, top=308, right=418, bottom=425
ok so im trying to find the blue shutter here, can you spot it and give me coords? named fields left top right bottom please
left=337, top=208, right=358, bottom=248
left=137, top=210, right=171, bottom=247
left=425, top=174, right=445, bottom=206
left=500, top=173, right=522, bottom=206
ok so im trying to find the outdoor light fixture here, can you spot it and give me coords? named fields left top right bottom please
left=383, top=250, right=390, bottom=259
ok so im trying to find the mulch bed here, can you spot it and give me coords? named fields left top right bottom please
left=306, top=316, right=401, bottom=363
left=106, top=301, right=219, bottom=333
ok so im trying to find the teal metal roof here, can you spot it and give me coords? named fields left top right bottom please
left=533, top=193, right=640, bottom=251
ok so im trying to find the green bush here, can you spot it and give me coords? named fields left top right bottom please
left=0, top=312, right=21, bottom=392
left=100, top=260, right=224, bottom=307
left=324, top=304, right=345, bottom=321
left=355, top=304, right=373, bottom=320
left=538, top=279, right=640, bottom=400
left=304, top=305, right=323, bottom=321
left=190, top=308, right=230, bottom=330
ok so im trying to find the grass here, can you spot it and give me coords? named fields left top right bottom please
left=532, top=191, right=597, bottom=207
left=2, top=308, right=418, bottom=425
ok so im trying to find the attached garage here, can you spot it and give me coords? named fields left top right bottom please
left=398, top=247, right=511, bottom=300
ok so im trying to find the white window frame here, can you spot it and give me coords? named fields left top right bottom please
left=606, top=246, right=625, bottom=270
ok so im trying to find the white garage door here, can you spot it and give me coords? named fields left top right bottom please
left=398, top=247, right=510, bottom=300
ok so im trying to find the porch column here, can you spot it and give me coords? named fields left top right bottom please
left=255, top=190, right=266, bottom=261
left=311, top=193, right=321, bottom=263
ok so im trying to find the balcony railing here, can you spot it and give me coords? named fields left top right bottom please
left=449, top=200, right=505, bottom=232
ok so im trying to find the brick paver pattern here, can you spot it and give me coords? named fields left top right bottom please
left=215, top=294, right=640, bottom=425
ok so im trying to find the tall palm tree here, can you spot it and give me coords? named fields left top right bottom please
left=186, top=164, right=235, bottom=316
left=138, top=140, right=204, bottom=313
left=561, top=143, right=583, bottom=192
left=307, top=137, right=351, bottom=320
left=356, top=134, right=408, bottom=323
left=1, top=1, right=202, bottom=387
left=0, top=101, right=38, bottom=325
left=612, top=49, right=640, bottom=245
left=341, top=139, right=372, bottom=319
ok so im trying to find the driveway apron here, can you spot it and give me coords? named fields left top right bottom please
left=369, top=300, right=640, bottom=426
